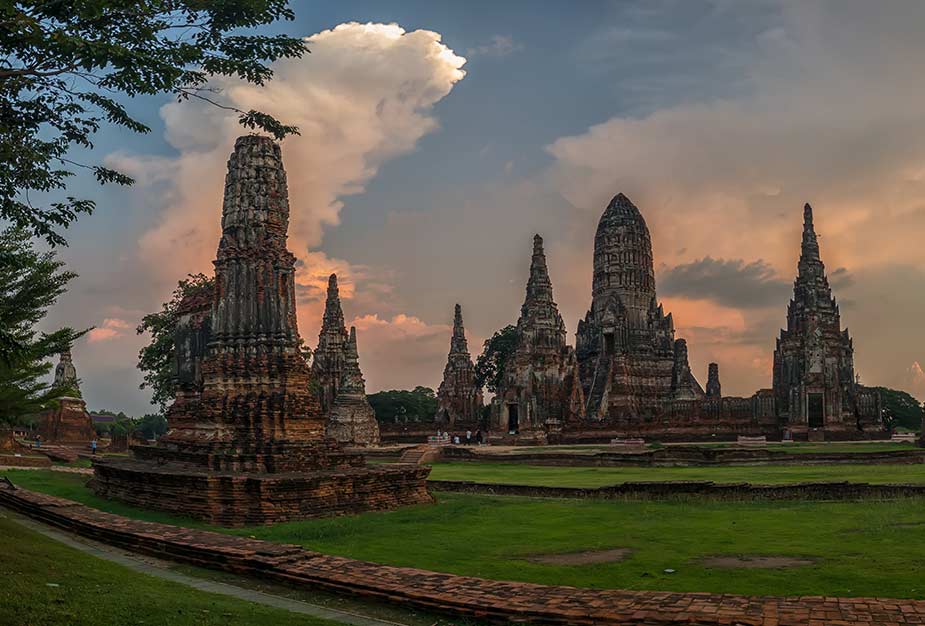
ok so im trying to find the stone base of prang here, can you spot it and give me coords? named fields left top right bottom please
left=91, top=442, right=433, bottom=527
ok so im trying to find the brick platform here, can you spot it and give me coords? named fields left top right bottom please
left=2, top=483, right=924, bottom=625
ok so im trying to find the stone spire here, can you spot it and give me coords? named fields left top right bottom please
left=706, top=363, right=721, bottom=399
left=209, top=135, right=300, bottom=352
left=517, top=234, right=568, bottom=350
left=326, top=326, right=380, bottom=446
left=435, top=304, right=483, bottom=426
left=772, top=202, right=877, bottom=433
left=53, top=349, right=79, bottom=395
left=312, top=273, right=350, bottom=415
left=799, top=203, right=822, bottom=267
left=491, top=234, right=584, bottom=434
left=450, top=303, right=469, bottom=355
left=590, top=193, right=657, bottom=325
left=165, top=134, right=324, bottom=446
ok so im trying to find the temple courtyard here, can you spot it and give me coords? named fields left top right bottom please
left=5, top=452, right=925, bottom=606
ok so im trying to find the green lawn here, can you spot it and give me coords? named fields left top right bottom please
left=0, top=514, right=336, bottom=626
left=4, top=469, right=925, bottom=599
left=427, top=460, right=925, bottom=487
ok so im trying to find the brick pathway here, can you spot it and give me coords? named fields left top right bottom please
left=2, top=483, right=924, bottom=625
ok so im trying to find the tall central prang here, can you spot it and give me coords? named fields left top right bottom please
left=576, top=193, right=703, bottom=420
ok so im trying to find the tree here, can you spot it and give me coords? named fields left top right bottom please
left=0, top=1, right=306, bottom=246
left=874, top=387, right=922, bottom=430
left=0, top=226, right=84, bottom=427
left=474, top=325, right=518, bottom=394
left=137, top=273, right=214, bottom=412
left=136, top=413, right=168, bottom=440
left=367, top=387, right=438, bottom=424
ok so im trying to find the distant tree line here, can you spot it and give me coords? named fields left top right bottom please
left=875, top=387, right=923, bottom=431
left=367, top=387, right=438, bottom=424
left=92, top=409, right=167, bottom=440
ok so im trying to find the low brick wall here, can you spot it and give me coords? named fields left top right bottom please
left=0, top=454, right=52, bottom=468
left=2, top=482, right=924, bottom=625
left=440, top=445, right=925, bottom=467
left=429, top=479, right=925, bottom=501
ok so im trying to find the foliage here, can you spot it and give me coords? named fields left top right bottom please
left=136, top=413, right=168, bottom=440
left=0, top=1, right=306, bottom=246
left=136, top=273, right=214, bottom=412
left=474, top=325, right=518, bottom=393
left=0, top=227, right=84, bottom=426
left=874, top=387, right=922, bottom=430
left=367, top=386, right=438, bottom=424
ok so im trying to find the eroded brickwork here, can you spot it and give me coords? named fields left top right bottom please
left=491, top=235, right=584, bottom=440
left=773, top=204, right=882, bottom=436
left=92, top=136, right=429, bottom=523
left=435, top=304, right=483, bottom=427
left=326, top=327, right=381, bottom=447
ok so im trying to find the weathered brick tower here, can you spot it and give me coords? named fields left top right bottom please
left=435, top=304, right=483, bottom=427
left=91, top=136, right=430, bottom=524
left=575, top=193, right=704, bottom=420
left=491, top=235, right=584, bottom=441
left=772, top=204, right=881, bottom=438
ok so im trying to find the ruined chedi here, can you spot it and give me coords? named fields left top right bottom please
left=92, top=136, right=430, bottom=525
left=312, top=274, right=380, bottom=447
left=491, top=235, right=584, bottom=440
left=772, top=203, right=881, bottom=436
left=435, top=304, right=483, bottom=427
left=326, top=326, right=381, bottom=447
left=38, top=349, right=95, bottom=445
left=312, top=274, right=349, bottom=416
left=576, top=193, right=704, bottom=420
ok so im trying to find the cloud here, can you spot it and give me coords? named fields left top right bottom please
left=118, top=21, right=466, bottom=369
left=350, top=314, right=455, bottom=392
left=659, top=257, right=791, bottom=309
left=467, top=35, right=522, bottom=58
left=87, top=318, right=132, bottom=343
left=539, top=1, right=925, bottom=397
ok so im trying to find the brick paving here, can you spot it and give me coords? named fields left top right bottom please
left=2, top=483, right=925, bottom=625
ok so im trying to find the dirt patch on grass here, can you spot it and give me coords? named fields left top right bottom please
left=702, top=555, right=817, bottom=569
left=525, top=548, right=632, bottom=565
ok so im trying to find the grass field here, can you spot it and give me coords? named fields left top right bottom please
left=0, top=514, right=336, bottom=626
left=4, top=469, right=925, bottom=599
left=427, top=460, right=925, bottom=486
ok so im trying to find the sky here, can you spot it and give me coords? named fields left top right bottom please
left=41, top=0, right=925, bottom=415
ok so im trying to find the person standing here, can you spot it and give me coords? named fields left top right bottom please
left=90, top=439, right=97, bottom=455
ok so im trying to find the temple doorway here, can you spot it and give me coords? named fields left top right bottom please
left=507, top=404, right=519, bottom=434
left=604, top=332, right=615, bottom=355
left=807, top=393, right=824, bottom=428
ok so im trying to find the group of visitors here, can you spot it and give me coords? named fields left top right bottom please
left=436, top=429, right=485, bottom=445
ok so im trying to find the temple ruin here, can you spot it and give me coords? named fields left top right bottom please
left=434, top=304, right=483, bottom=427
left=326, top=326, right=381, bottom=446
left=575, top=193, right=705, bottom=420
left=484, top=194, right=882, bottom=443
left=37, top=350, right=95, bottom=446
left=490, top=235, right=584, bottom=442
left=771, top=204, right=882, bottom=438
left=312, top=273, right=380, bottom=447
left=91, top=135, right=430, bottom=525
left=312, top=274, right=349, bottom=416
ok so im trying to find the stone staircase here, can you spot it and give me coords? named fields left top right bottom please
left=398, top=445, right=441, bottom=465
left=585, top=353, right=612, bottom=418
